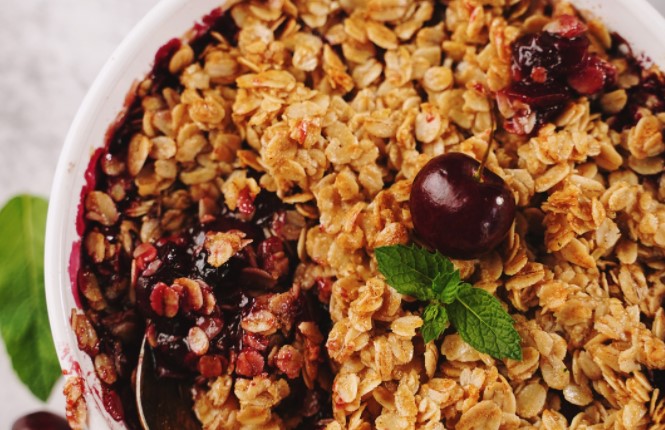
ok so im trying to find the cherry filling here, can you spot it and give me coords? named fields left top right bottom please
left=133, top=211, right=297, bottom=378
left=501, top=14, right=616, bottom=134
left=75, top=8, right=331, bottom=426
left=80, top=187, right=332, bottom=427
left=608, top=33, right=665, bottom=130
left=127, top=192, right=332, bottom=427
left=11, top=412, right=70, bottom=430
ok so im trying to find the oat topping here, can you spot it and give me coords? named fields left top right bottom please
left=63, top=375, right=87, bottom=430
left=71, top=0, right=665, bottom=429
left=204, top=230, right=253, bottom=267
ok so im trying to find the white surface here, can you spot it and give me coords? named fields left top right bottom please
left=2, top=0, right=665, bottom=428
left=0, top=1, right=159, bottom=428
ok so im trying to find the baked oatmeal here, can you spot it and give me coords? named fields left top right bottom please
left=68, top=0, right=665, bottom=429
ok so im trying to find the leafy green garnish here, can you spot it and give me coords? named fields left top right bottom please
left=420, top=303, right=448, bottom=344
left=447, top=285, right=523, bottom=361
left=374, top=243, right=448, bottom=300
left=375, top=244, right=522, bottom=361
left=0, top=195, right=60, bottom=400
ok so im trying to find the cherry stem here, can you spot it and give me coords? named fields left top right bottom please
left=474, top=96, right=496, bottom=183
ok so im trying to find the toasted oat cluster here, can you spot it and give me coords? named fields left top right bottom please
left=70, top=0, right=665, bottom=429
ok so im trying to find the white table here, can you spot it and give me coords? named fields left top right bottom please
left=1, top=0, right=665, bottom=427
left=0, top=1, right=159, bottom=427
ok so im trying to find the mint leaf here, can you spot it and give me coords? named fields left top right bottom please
left=434, top=273, right=466, bottom=304
left=0, top=195, right=60, bottom=401
left=375, top=245, right=451, bottom=300
left=421, top=304, right=448, bottom=343
left=447, top=286, right=522, bottom=361
left=375, top=244, right=522, bottom=360
left=430, top=260, right=459, bottom=297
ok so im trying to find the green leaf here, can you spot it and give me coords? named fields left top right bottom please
left=376, top=244, right=522, bottom=360
left=447, top=286, right=523, bottom=361
left=0, top=195, right=60, bottom=401
left=421, top=303, right=448, bottom=344
left=432, top=262, right=462, bottom=303
left=375, top=245, right=452, bottom=300
left=434, top=273, right=466, bottom=304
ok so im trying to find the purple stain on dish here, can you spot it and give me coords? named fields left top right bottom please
left=67, top=241, right=82, bottom=308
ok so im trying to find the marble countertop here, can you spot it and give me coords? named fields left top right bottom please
left=1, top=0, right=665, bottom=427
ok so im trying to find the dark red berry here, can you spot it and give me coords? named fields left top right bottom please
left=567, top=55, right=614, bottom=95
left=12, top=412, right=70, bottom=430
left=101, top=386, right=125, bottom=422
left=511, top=33, right=563, bottom=81
left=409, top=153, right=516, bottom=259
left=503, top=14, right=616, bottom=135
left=555, top=36, right=590, bottom=73
left=503, top=81, right=570, bottom=108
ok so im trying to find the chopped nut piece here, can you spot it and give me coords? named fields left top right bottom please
left=94, top=353, right=118, bottom=385
left=71, top=310, right=99, bottom=356
left=236, top=349, right=265, bottom=377
left=275, top=345, right=304, bottom=379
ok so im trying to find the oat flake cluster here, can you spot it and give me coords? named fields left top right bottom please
left=68, top=0, right=665, bottom=429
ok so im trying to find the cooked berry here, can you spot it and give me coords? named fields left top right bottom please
left=12, top=412, right=70, bottom=430
left=568, top=54, right=617, bottom=95
left=502, top=14, right=616, bottom=134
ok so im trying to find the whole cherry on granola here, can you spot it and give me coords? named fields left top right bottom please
left=410, top=152, right=516, bottom=260
left=410, top=105, right=516, bottom=260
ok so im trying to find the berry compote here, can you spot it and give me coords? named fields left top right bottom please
left=501, top=14, right=616, bottom=134
left=130, top=191, right=332, bottom=429
left=607, top=33, right=665, bottom=130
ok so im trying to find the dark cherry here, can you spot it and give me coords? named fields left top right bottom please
left=410, top=153, right=516, bottom=259
left=12, top=412, right=70, bottom=430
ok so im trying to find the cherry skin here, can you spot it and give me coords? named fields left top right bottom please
left=12, top=412, right=70, bottom=430
left=409, top=152, right=516, bottom=259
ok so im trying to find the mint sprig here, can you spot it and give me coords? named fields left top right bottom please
left=375, top=244, right=522, bottom=361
